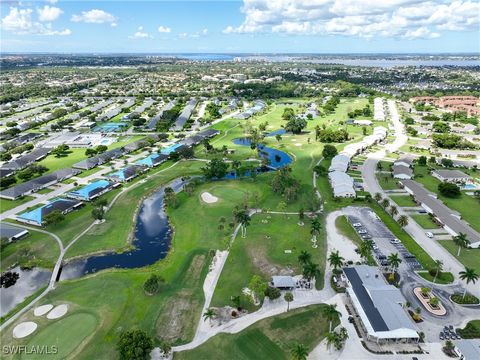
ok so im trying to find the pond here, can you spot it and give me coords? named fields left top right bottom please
left=232, top=137, right=292, bottom=169
left=59, top=178, right=189, bottom=280
left=0, top=266, right=51, bottom=317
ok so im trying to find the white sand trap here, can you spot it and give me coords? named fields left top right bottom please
left=47, top=304, right=68, bottom=319
left=201, top=192, right=218, bottom=204
left=295, top=143, right=302, bottom=147
left=13, top=322, right=37, bottom=338
left=34, top=304, right=53, bottom=316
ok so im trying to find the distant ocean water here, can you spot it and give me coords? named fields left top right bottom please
left=173, top=53, right=480, bottom=67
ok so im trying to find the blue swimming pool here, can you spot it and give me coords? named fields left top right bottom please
left=462, top=183, right=478, bottom=190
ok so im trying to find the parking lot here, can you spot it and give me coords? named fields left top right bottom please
left=343, top=206, right=423, bottom=271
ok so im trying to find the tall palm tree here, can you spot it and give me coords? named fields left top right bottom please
left=203, top=308, right=216, bottom=323
left=303, top=262, right=320, bottom=282
left=359, top=240, right=374, bottom=263
left=387, top=252, right=402, bottom=274
left=381, top=198, right=390, bottom=209
left=328, top=250, right=345, bottom=272
left=322, top=304, right=341, bottom=332
left=284, top=292, right=294, bottom=312
left=459, top=267, right=479, bottom=299
left=310, top=217, right=321, bottom=242
left=389, top=205, right=398, bottom=217
left=235, top=209, right=251, bottom=238
left=374, top=192, right=382, bottom=202
left=453, top=233, right=470, bottom=256
left=298, top=250, right=312, bottom=266
left=290, top=343, right=309, bottom=360
left=433, top=260, right=443, bottom=283
left=397, top=215, right=409, bottom=228
left=326, top=332, right=337, bottom=353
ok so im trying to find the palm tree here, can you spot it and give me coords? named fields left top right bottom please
left=203, top=308, right=216, bottom=323
left=310, top=217, right=321, bottom=242
left=459, top=267, right=479, bottom=299
left=325, top=332, right=337, bottom=353
left=433, top=260, right=443, bottom=283
left=322, top=304, right=341, bottom=332
left=298, top=250, right=312, bottom=266
left=303, top=262, right=320, bottom=281
left=453, top=233, right=470, bottom=256
left=374, top=192, right=382, bottom=202
left=328, top=250, right=345, bottom=272
left=381, top=198, right=390, bottom=209
left=387, top=252, right=402, bottom=274
left=231, top=160, right=241, bottom=176
left=389, top=205, right=398, bottom=217
left=397, top=215, right=409, bottom=228
left=359, top=240, right=374, bottom=263
left=284, top=292, right=294, bottom=312
left=235, top=209, right=251, bottom=238
left=290, top=343, right=308, bottom=360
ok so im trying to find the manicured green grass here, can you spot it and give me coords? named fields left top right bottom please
left=417, top=271, right=454, bottom=284
left=22, top=312, right=99, bottom=360
left=376, top=173, right=400, bottom=190
left=175, top=304, right=338, bottom=360
left=1, top=196, right=35, bottom=213
left=371, top=202, right=436, bottom=270
left=390, top=195, right=417, bottom=207
left=76, top=167, right=103, bottom=178
left=36, top=187, right=53, bottom=194
left=0, top=230, right=60, bottom=271
left=411, top=214, right=440, bottom=229
left=211, top=212, right=322, bottom=311
left=457, top=320, right=480, bottom=339
left=438, top=240, right=480, bottom=274
left=414, top=165, right=480, bottom=233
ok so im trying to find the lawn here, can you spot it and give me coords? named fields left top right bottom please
left=438, top=240, right=480, bottom=274
left=0, top=230, right=60, bottom=271
left=175, top=304, right=338, bottom=360
left=414, top=165, right=480, bottom=233
left=390, top=195, right=417, bottom=207
left=211, top=211, right=323, bottom=312
left=417, top=270, right=454, bottom=284
left=22, top=312, right=99, bottom=360
left=335, top=215, right=375, bottom=265
left=1, top=196, right=35, bottom=213
left=410, top=214, right=440, bottom=229
left=376, top=173, right=400, bottom=190
left=457, top=320, right=480, bottom=339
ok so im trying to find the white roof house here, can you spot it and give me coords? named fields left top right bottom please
left=432, top=169, right=473, bottom=184
left=329, top=154, right=351, bottom=173
left=329, top=171, right=355, bottom=198
left=393, top=164, right=413, bottom=179
left=374, top=98, right=385, bottom=121
left=344, top=265, right=419, bottom=342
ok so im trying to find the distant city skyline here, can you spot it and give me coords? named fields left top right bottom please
left=1, top=1, right=479, bottom=54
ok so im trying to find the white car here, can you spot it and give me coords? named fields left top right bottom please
left=425, top=232, right=434, bottom=238
left=358, top=229, right=367, bottom=234
left=390, top=238, right=401, bottom=244
left=353, top=223, right=362, bottom=227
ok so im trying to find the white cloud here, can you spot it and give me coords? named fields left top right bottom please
left=37, top=5, right=63, bottom=22
left=129, top=26, right=152, bottom=39
left=222, top=0, right=480, bottom=40
left=46, top=0, right=58, bottom=4
left=1, top=6, right=71, bottom=36
left=71, top=9, right=117, bottom=26
left=178, top=28, right=209, bottom=38
left=157, top=25, right=171, bottom=33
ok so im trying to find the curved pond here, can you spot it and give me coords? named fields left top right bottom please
left=232, top=137, right=292, bottom=169
left=59, top=178, right=188, bottom=280
left=59, top=139, right=292, bottom=280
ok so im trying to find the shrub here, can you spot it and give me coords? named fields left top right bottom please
left=451, top=294, right=480, bottom=305
left=143, top=274, right=164, bottom=295
left=264, top=286, right=281, bottom=300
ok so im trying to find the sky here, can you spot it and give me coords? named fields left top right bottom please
left=1, top=0, right=479, bottom=54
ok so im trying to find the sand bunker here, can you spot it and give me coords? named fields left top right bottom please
left=201, top=192, right=218, bottom=204
left=34, top=304, right=53, bottom=316
left=13, top=322, right=37, bottom=338
left=47, top=304, right=68, bottom=319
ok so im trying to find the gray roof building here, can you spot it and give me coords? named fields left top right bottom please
left=172, top=99, right=198, bottom=131
left=0, top=223, right=29, bottom=242
left=1, top=147, right=51, bottom=171
left=393, top=164, right=413, bottom=179
left=400, top=179, right=480, bottom=248
left=344, top=265, right=419, bottom=341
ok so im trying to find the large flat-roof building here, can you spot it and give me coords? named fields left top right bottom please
left=67, top=179, right=118, bottom=201
left=344, top=265, right=419, bottom=343
left=432, top=169, right=473, bottom=184
left=0, top=223, right=29, bottom=242
left=16, top=198, right=83, bottom=226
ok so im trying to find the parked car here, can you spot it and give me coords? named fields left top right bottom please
left=353, top=223, right=362, bottom=227
left=390, top=238, right=401, bottom=244
left=358, top=229, right=367, bottom=234
left=425, top=232, right=434, bottom=238
left=361, top=234, right=372, bottom=239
